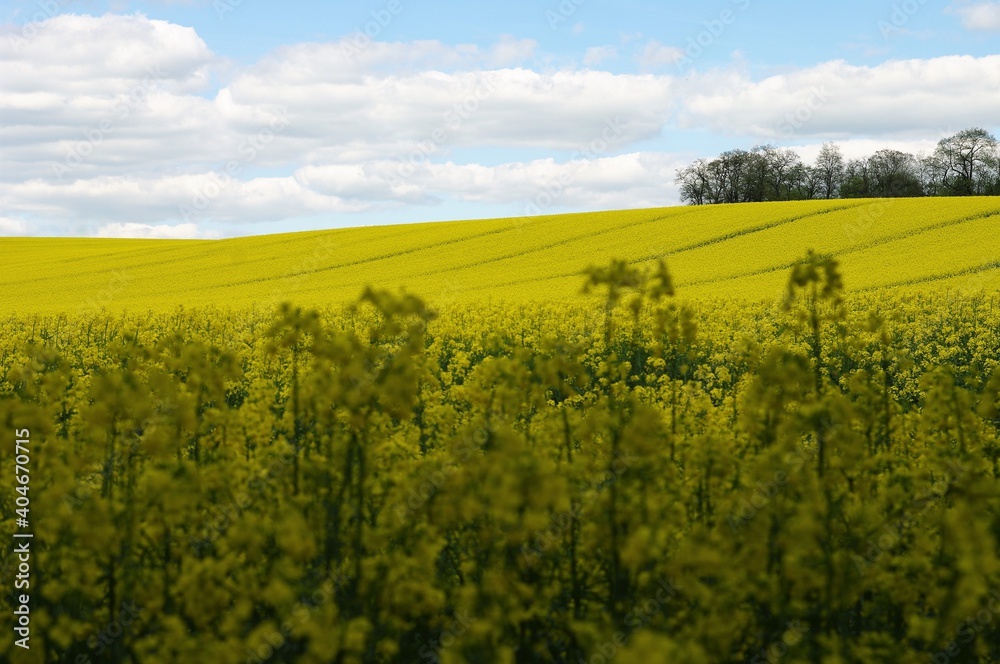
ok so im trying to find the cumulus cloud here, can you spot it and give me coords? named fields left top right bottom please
left=948, top=1, right=1000, bottom=30
left=583, top=46, right=618, bottom=66
left=636, top=40, right=684, bottom=69
left=788, top=138, right=945, bottom=165
left=1, top=14, right=674, bottom=183
left=441, top=152, right=685, bottom=212
left=2, top=12, right=999, bottom=237
left=488, top=35, right=537, bottom=67
left=0, top=173, right=370, bottom=228
left=294, top=152, right=685, bottom=213
left=2, top=13, right=217, bottom=94
left=676, top=56, right=1000, bottom=139
left=224, top=59, right=672, bottom=156
left=0, top=13, right=679, bottom=236
left=1, top=13, right=224, bottom=181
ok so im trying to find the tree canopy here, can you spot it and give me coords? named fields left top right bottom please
left=675, top=128, right=999, bottom=204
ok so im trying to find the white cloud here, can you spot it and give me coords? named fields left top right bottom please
left=1, top=13, right=217, bottom=95
left=0, top=173, right=370, bottom=228
left=95, top=222, right=222, bottom=239
left=488, top=35, right=537, bottom=67
left=456, top=152, right=685, bottom=211
left=294, top=152, right=686, bottom=212
left=1, top=152, right=687, bottom=230
left=948, top=1, right=1000, bottom=30
left=789, top=138, right=945, bottom=165
left=0, top=217, right=28, bottom=235
left=1, top=14, right=674, bottom=185
left=677, top=55, right=1000, bottom=139
left=0, top=13, right=682, bottom=231
left=583, top=46, right=618, bottom=66
left=636, top=40, right=684, bottom=69
left=3, top=13, right=999, bottom=236
left=225, top=58, right=672, bottom=155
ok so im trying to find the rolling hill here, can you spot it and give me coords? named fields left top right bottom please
left=2, top=197, right=999, bottom=315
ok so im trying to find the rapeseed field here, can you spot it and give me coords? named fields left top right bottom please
left=3, top=198, right=998, bottom=314
left=1, top=200, right=1000, bottom=662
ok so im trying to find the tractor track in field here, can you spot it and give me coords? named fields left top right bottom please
left=676, top=207, right=1000, bottom=290
left=449, top=203, right=872, bottom=294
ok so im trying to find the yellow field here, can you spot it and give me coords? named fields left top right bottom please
left=2, top=197, right=999, bottom=314
left=4, top=199, right=1000, bottom=663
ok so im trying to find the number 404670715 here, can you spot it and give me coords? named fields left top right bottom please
left=15, top=429, right=30, bottom=522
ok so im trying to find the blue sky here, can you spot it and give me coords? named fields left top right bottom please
left=1, top=0, right=998, bottom=237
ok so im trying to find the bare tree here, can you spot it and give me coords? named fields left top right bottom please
left=800, top=165, right=824, bottom=200
left=710, top=149, right=754, bottom=204
left=673, top=128, right=1000, bottom=205
left=841, top=150, right=922, bottom=198
left=675, top=159, right=714, bottom=205
left=868, top=149, right=923, bottom=197
left=924, top=128, right=999, bottom=195
left=841, top=158, right=872, bottom=198
left=814, top=142, right=845, bottom=199
left=766, top=146, right=806, bottom=201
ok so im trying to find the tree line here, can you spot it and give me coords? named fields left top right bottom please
left=674, top=127, right=1000, bottom=205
